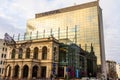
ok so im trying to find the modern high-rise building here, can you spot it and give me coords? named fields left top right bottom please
left=26, top=1, right=106, bottom=77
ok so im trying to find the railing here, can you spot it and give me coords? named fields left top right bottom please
left=13, top=26, right=80, bottom=45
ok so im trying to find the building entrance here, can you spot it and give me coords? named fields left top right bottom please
left=41, top=66, right=46, bottom=78
left=23, top=65, right=29, bottom=78
left=58, top=67, right=64, bottom=77
left=14, top=65, right=19, bottom=78
left=32, top=65, right=38, bottom=78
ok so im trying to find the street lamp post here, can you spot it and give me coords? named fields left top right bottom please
left=66, top=47, right=69, bottom=80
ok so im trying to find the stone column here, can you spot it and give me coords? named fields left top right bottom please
left=19, top=68, right=23, bottom=79
left=47, top=66, right=51, bottom=79
left=37, top=66, right=40, bottom=78
left=47, top=65, right=52, bottom=78
left=46, top=66, right=49, bottom=78
left=3, top=66, right=7, bottom=79
left=23, top=52, right=25, bottom=59
left=28, top=67, right=32, bottom=80
left=10, top=67, right=14, bottom=79
left=30, top=50, right=34, bottom=59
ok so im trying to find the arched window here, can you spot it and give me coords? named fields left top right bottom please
left=2, top=48, right=4, bottom=51
left=11, top=49, right=15, bottom=59
left=32, top=65, right=38, bottom=78
left=18, top=48, right=23, bottom=59
left=23, top=65, right=29, bottom=78
left=5, top=48, right=7, bottom=52
left=33, top=47, right=38, bottom=59
left=26, top=48, right=30, bottom=58
left=42, top=46, right=47, bottom=60
left=3, top=43, right=5, bottom=45
left=14, top=65, right=19, bottom=78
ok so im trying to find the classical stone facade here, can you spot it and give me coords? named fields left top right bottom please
left=106, top=60, right=117, bottom=79
left=0, top=39, right=8, bottom=77
left=3, top=36, right=59, bottom=80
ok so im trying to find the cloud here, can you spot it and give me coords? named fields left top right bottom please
left=0, top=0, right=96, bottom=38
left=99, top=0, right=120, bottom=63
left=0, top=16, right=25, bottom=38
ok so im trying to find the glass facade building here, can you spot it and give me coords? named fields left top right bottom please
left=26, top=1, right=105, bottom=67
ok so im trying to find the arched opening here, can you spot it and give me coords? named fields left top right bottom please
left=8, top=66, right=11, bottom=77
left=18, top=48, right=23, bottom=59
left=26, top=48, right=30, bottom=58
left=23, top=65, right=29, bottom=78
left=41, top=66, right=46, bottom=78
left=5, top=65, right=11, bottom=77
left=11, top=49, right=15, bottom=59
left=14, top=65, right=19, bottom=78
left=33, top=47, right=38, bottom=59
left=32, top=65, right=38, bottom=78
left=42, top=46, right=47, bottom=60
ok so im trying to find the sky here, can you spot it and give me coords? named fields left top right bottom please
left=0, top=0, right=120, bottom=63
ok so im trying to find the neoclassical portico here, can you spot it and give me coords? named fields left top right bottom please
left=3, top=37, right=59, bottom=80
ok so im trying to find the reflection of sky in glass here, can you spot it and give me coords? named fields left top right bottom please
left=26, top=6, right=102, bottom=64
